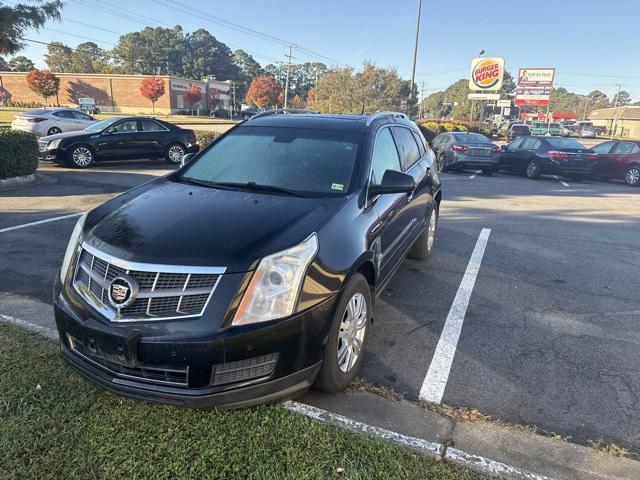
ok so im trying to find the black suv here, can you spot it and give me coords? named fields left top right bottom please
left=53, top=110, right=442, bottom=408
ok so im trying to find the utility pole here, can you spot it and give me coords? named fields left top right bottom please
left=611, top=83, right=622, bottom=139
left=283, top=43, right=296, bottom=109
left=419, top=80, right=426, bottom=118
left=409, top=0, right=423, bottom=104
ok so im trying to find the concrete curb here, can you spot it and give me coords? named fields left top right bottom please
left=0, top=172, right=56, bottom=190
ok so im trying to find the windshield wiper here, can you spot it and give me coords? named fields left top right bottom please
left=213, top=181, right=306, bottom=197
left=177, top=176, right=239, bottom=191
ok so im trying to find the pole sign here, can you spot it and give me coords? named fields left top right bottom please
left=515, top=68, right=555, bottom=106
left=467, top=93, right=500, bottom=100
left=468, top=57, right=505, bottom=91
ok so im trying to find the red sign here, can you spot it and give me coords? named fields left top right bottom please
left=514, top=98, right=550, bottom=106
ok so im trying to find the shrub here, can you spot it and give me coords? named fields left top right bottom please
left=195, top=130, right=220, bottom=148
left=0, top=129, right=39, bottom=179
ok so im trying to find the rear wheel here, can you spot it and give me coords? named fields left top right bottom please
left=314, top=273, right=371, bottom=392
left=482, top=167, right=494, bottom=176
left=47, top=126, right=61, bottom=136
left=625, top=165, right=640, bottom=186
left=436, top=153, right=446, bottom=173
left=525, top=159, right=541, bottom=179
left=165, top=143, right=186, bottom=164
left=408, top=202, right=438, bottom=261
left=67, top=145, right=94, bottom=168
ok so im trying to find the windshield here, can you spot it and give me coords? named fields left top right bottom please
left=452, top=133, right=490, bottom=143
left=83, top=118, right=120, bottom=132
left=180, top=126, right=364, bottom=196
left=546, top=137, right=584, bottom=149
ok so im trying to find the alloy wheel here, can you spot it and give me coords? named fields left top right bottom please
left=48, top=127, right=61, bottom=135
left=625, top=166, right=640, bottom=186
left=72, top=147, right=93, bottom=167
left=337, top=292, right=367, bottom=373
left=168, top=145, right=185, bottom=163
left=526, top=160, right=538, bottom=178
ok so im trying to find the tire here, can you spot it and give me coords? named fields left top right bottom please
left=47, top=126, right=62, bottom=136
left=482, top=168, right=494, bottom=176
left=408, top=202, right=439, bottom=261
left=165, top=143, right=186, bottom=164
left=436, top=153, right=446, bottom=173
left=525, top=159, right=541, bottom=179
left=67, top=145, right=94, bottom=168
left=625, top=165, right=640, bottom=186
left=314, top=273, right=372, bottom=392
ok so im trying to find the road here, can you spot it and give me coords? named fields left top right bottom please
left=1, top=159, right=639, bottom=454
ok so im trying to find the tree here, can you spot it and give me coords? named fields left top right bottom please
left=113, top=26, right=186, bottom=75
left=245, top=75, right=282, bottom=109
left=183, top=29, right=240, bottom=81
left=26, top=69, right=59, bottom=105
left=0, top=86, right=11, bottom=105
left=45, top=41, right=73, bottom=72
left=8, top=55, right=35, bottom=71
left=289, top=95, right=306, bottom=109
left=0, top=0, right=62, bottom=55
left=264, top=61, right=327, bottom=101
left=586, top=90, right=610, bottom=111
left=233, top=49, right=263, bottom=79
left=613, top=90, right=631, bottom=107
left=140, top=76, right=165, bottom=113
left=0, top=56, right=8, bottom=70
left=182, top=85, right=203, bottom=114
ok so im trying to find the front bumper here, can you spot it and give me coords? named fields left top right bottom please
left=39, top=147, right=62, bottom=162
left=54, top=281, right=336, bottom=408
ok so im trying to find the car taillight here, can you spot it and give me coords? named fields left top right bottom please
left=451, top=144, right=469, bottom=153
left=490, top=146, right=500, bottom=154
left=548, top=151, right=569, bottom=160
left=586, top=153, right=598, bottom=161
left=27, top=117, right=48, bottom=123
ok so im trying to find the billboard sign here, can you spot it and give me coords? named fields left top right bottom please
left=469, top=57, right=505, bottom=91
left=515, top=68, right=555, bottom=106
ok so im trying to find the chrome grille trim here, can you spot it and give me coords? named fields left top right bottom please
left=73, top=243, right=226, bottom=322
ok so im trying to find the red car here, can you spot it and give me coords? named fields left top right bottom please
left=592, top=140, right=640, bottom=186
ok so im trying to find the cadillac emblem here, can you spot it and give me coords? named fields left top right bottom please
left=108, top=275, right=139, bottom=309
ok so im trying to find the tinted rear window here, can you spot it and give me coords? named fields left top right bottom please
left=452, top=133, right=491, bottom=143
left=545, top=138, right=584, bottom=149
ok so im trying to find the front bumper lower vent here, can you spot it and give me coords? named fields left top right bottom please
left=212, top=353, right=279, bottom=386
left=72, top=243, right=225, bottom=322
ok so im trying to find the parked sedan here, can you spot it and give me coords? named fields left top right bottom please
left=431, top=132, right=500, bottom=174
left=508, top=124, right=531, bottom=141
left=592, top=140, right=640, bottom=186
left=39, top=116, right=198, bottom=168
left=12, top=107, right=97, bottom=137
left=499, top=136, right=597, bottom=179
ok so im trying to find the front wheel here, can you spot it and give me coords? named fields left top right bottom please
left=314, top=273, right=371, bottom=392
left=525, top=159, right=541, bottom=179
left=436, top=154, right=446, bottom=173
left=47, top=126, right=62, bottom=136
left=408, top=202, right=439, bottom=261
left=625, top=165, right=640, bottom=186
left=67, top=145, right=94, bottom=168
left=482, top=167, right=494, bottom=176
left=165, top=143, right=186, bottom=164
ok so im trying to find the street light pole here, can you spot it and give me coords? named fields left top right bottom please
left=409, top=0, right=423, bottom=104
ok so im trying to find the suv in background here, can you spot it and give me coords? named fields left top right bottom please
left=53, top=110, right=442, bottom=407
left=11, top=107, right=97, bottom=137
left=508, top=123, right=531, bottom=141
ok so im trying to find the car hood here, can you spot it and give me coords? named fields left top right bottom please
left=41, top=130, right=93, bottom=141
left=83, top=178, right=347, bottom=273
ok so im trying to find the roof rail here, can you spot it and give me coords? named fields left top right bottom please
left=365, top=111, right=408, bottom=126
left=250, top=108, right=321, bottom=120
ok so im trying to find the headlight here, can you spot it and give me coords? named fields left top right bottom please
left=59, top=213, right=87, bottom=284
left=232, top=233, right=318, bottom=326
left=47, top=139, right=61, bottom=150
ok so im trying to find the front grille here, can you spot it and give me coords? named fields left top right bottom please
left=73, top=245, right=224, bottom=322
left=38, top=140, right=48, bottom=153
left=211, top=353, right=279, bottom=386
left=68, top=335, right=188, bottom=387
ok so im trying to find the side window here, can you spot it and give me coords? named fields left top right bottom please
left=370, top=128, right=402, bottom=186
left=411, top=130, right=426, bottom=157
left=108, top=120, right=138, bottom=133
left=391, top=127, right=420, bottom=170
left=508, top=137, right=525, bottom=150
left=592, top=141, right=615, bottom=154
left=520, top=137, right=538, bottom=150
left=613, top=142, right=640, bottom=154
left=72, top=111, right=93, bottom=120
left=141, top=119, right=166, bottom=132
left=53, top=110, right=72, bottom=119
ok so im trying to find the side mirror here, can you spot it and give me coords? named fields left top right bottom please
left=368, top=170, right=415, bottom=198
left=180, top=152, right=196, bottom=168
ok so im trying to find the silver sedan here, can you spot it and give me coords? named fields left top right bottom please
left=11, top=107, right=97, bottom=137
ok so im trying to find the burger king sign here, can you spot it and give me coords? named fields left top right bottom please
left=468, top=57, right=505, bottom=91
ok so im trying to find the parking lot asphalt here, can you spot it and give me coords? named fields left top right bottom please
left=1, top=159, right=639, bottom=454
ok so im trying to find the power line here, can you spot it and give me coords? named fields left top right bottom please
left=42, top=27, right=116, bottom=46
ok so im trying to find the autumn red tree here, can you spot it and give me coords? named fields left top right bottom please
left=182, top=85, right=203, bottom=114
left=26, top=69, right=59, bottom=105
left=245, top=76, right=283, bottom=109
left=139, top=76, right=165, bottom=113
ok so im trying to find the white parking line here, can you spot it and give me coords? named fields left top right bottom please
left=552, top=175, right=570, bottom=188
left=468, top=170, right=482, bottom=180
left=0, top=212, right=82, bottom=234
left=419, top=228, right=491, bottom=404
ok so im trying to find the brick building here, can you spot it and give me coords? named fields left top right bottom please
left=0, top=72, right=231, bottom=114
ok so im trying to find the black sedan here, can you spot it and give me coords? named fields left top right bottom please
left=38, top=116, right=199, bottom=168
left=53, top=111, right=441, bottom=408
left=499, top=136, right=597, bottom=179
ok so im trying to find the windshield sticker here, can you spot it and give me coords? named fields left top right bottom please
left=331, top=183, right=345, bottom=191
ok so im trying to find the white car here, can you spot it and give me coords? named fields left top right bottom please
left=11, top=108, right=97, bottom=137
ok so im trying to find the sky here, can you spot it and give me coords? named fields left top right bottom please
left=11, top=0, right=640, bottom=101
